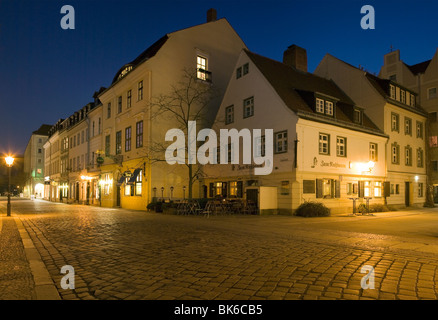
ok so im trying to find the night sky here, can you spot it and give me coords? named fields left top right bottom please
left=1, top=0, right=437, bottom=155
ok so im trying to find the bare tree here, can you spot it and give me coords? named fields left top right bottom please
left=147, top=69, right=218, bottom=199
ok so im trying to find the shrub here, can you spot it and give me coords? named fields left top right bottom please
left=295, top=201, right=330, bottom=217
left=358, top=203, right=389, bottom=213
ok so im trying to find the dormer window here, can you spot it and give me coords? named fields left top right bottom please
left=315, top=97, right=334, bottom=116
left=354, top=109, right=363, bottom=124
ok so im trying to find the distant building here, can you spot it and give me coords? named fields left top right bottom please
left=315, top=53, right=428, bottom=208
left=379, top=49, right=438, bottom=202
left=203, top=47, right=388, bottom=214
left=23, top=124, right=51, bottom=198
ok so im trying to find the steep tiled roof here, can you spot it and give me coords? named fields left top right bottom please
left=404, top=60, right=431, bottom=75
left=32, top=124, right=52, bottom=136
left=245, top=50, right=383, bottom=134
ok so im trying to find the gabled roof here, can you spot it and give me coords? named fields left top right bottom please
left=365, top=73, right=428, bottom=116
left=244, top=50, right=383, bottom=135
left=404, top=60, right=431, bottom=75
left=111, top=35, right=169, bottom=84
left=32, top=124, right=52, bottom=136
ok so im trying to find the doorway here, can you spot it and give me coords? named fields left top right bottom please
left=246, top=188, right=259, bottom=207
left=405, top=182, right=410, bottom=207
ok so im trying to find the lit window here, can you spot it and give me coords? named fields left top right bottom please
left=229, top=181, right=237, bottom=196
left=374, top=182, right=382, bottom=197
left=125, top=179, right=131, bottom=196
left=197, top=55, right=208, bottom=80
left=135, top=170, right=142, bottom=195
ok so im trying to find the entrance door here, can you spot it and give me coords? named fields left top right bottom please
left=246, top=188, right=259, bottom=207
left=405, top=182, right=410, bottom=207
left=116, top=185, right=121, bottom=207
left=75, top=182, right=80, bottom=202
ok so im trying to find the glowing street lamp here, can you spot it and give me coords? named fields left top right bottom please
left=5, top=155, right=15, bottom=217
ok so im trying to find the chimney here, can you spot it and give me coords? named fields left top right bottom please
left=283, top=45, right=308, bottom=72
left=207, top=8, right=217, bottom=22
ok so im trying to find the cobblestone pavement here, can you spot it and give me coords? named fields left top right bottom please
left=3, top=200, right=438, bottom=300
left=0, top=216, right=35, bottom=299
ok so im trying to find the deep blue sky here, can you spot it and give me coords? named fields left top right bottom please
left=1, top=0, right=437, bottom=155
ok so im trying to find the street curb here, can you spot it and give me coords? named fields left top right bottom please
left=14, top=217, right=61, bottom=300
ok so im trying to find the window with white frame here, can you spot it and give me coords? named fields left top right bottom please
left=390, top=84, right=396, bottom=99
left=325, top=101, right=334, bottom=116
left=319, top=133, right=330, bottom=155
left=405, top=146, right=412, bottom=166
left=391, top=113, right=399, bottom=132
left=391, top=142, right=399, bottom=164
left=405, top=117, right=412, bottom=135
left=416, top=121, right=423, bottom=139
left=138, top=81, right=143, bottom=101
left=374, top=182, right=382, bottom=197
left=418, top=182, right=424, bottom=197
left=336, top=136, right=346, bottom=157
left=400, top=90, right=406, bottom=104
left=316, top=98, right=325, bottom=114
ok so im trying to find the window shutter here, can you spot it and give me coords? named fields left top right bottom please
left=222, top=182, right=228, bottom=198
left=358, top=181, right=365, bottom=198
left=316, top=179, right=323, bottom=198
left=209, top=183, right=214, bottom=198
left=335, top=180, right=341, bottom=198
left=383, top=181, right=391, bottom=197
left=237, top=181, right=243, bottom=198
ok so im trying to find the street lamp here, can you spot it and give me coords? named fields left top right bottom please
left=161, top=187, right=164, bottom=199
left=183, top=186, right=186, bottom=200
left=5, top=155, right=15, bottom=217
left=170, top=186, right=174, bottom=200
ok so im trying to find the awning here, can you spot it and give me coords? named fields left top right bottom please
left=128, top=168, right=141, bottom=184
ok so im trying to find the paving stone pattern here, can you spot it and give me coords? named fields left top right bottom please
left=12, top=203, right=438, bottom=300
